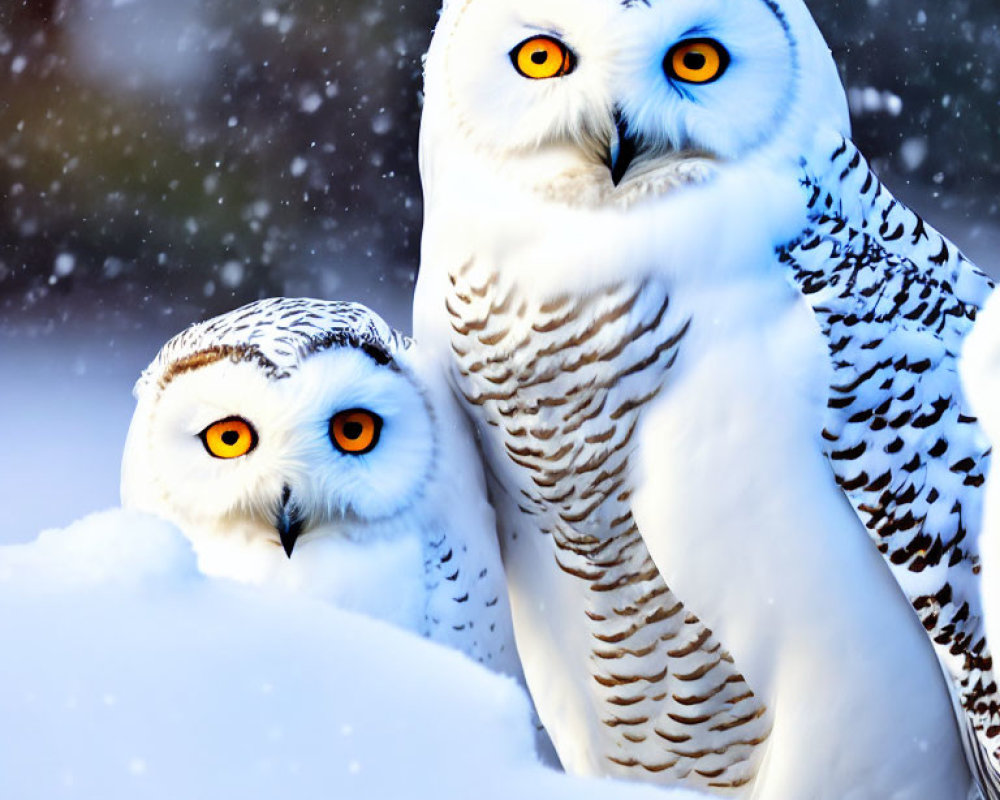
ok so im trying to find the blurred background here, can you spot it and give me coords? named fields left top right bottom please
left=2, top=0, right=999, bottom=540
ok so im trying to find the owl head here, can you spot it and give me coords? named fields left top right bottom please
left=121, top=299, right=437, bottom=563
left=421, top=0, right=850, bottom=198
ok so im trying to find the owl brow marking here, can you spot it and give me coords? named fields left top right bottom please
left=159, top=330, right=396, bottom=391
left=302, top=330, right=396, bottom=367
left=159, top=344, right=282, bottom=389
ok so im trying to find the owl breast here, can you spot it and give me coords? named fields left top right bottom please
left=445, top=260, right=772, bottom=791
left=447, top=261, right=686, bottom=532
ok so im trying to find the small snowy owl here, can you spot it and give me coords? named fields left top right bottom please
left=122, top=297, right=519, bottom=674
left=416, top=0, right=997, bottom=797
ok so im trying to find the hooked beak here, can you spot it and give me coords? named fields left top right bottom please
left=606, top=107, right=640, bottom=187
left=275, top=485, right=305, bottom=558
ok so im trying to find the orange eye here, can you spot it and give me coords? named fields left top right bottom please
left=200, top=416, right=258, bottom=460
left=330, top=409, right=382, bottom=455
left=665, top=38, right=729, bottom=85
left=510, top=35, right=576, bottom=80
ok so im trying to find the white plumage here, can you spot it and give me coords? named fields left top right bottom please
left=122, top=297, right=520, bottom=674
left=415, top=0, right=997, bottom=796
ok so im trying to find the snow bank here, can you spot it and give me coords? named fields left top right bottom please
left=0, top=510, right=702, bottom=800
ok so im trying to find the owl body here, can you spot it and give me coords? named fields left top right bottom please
left=122, top=298, right=519, bottom=672
left=431, top=176, right=969, bottom=798
left=417, top=0, right=997, bottom=795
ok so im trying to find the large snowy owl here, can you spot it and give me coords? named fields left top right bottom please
left=415, top=0, right=998, bottom=796
left=121, top=297, right=519, bottom=673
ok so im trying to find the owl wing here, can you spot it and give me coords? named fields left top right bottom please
left=781, top=134, right=1000, bottom=797
left=421, top=514, right=520, bottom=672
left=403, top=342, right=525, bottom=679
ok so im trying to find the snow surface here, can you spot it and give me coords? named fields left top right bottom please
left=0, top=509, right=706, bottom=800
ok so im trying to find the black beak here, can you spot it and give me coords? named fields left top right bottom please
left=606, top=107, right=639, bottom=187
left=275, top=485, right=305, bottom=558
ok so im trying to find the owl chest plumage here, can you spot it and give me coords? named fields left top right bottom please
left=445, top=261, right=771, bottom=790
left=446, top=265, right=683, bottom=534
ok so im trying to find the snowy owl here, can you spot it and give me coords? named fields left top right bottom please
left=122, top=297, right=519, bottom=673
left=415, top=0, right=998, bottom=796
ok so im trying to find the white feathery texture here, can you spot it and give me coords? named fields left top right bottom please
left=0, top=509, right=715, bottom=800
left=122, top=297, right=521, bottom=676
left=416, top=0, right=993, bottom=796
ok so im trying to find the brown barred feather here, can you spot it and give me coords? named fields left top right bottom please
left=447, top=266, right=772, bottom=790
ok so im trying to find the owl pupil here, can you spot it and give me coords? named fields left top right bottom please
left=531, top=50, right=548, bottom=65
left=221, top=430, right=240, bottom=446
left=343, top=421, right=364, bottom=439
left=683, top=51, right=707, bottom=71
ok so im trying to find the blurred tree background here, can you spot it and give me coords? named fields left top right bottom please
left=1, top=0, right=999, bottom=336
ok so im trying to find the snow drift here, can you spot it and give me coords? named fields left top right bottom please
left=0, top=509, right=703, bottom=799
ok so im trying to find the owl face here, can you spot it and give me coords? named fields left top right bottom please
left=423, top=0, right=848, bottom=194
left=122, top=301, right=435, bottom=558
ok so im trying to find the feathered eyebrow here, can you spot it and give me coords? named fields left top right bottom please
left=158, top=344, right=284, bottom=389
left=302, top=330, right=395, bottom=367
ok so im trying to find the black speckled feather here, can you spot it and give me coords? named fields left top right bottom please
left=780, top=136, right=1000, bottom=797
